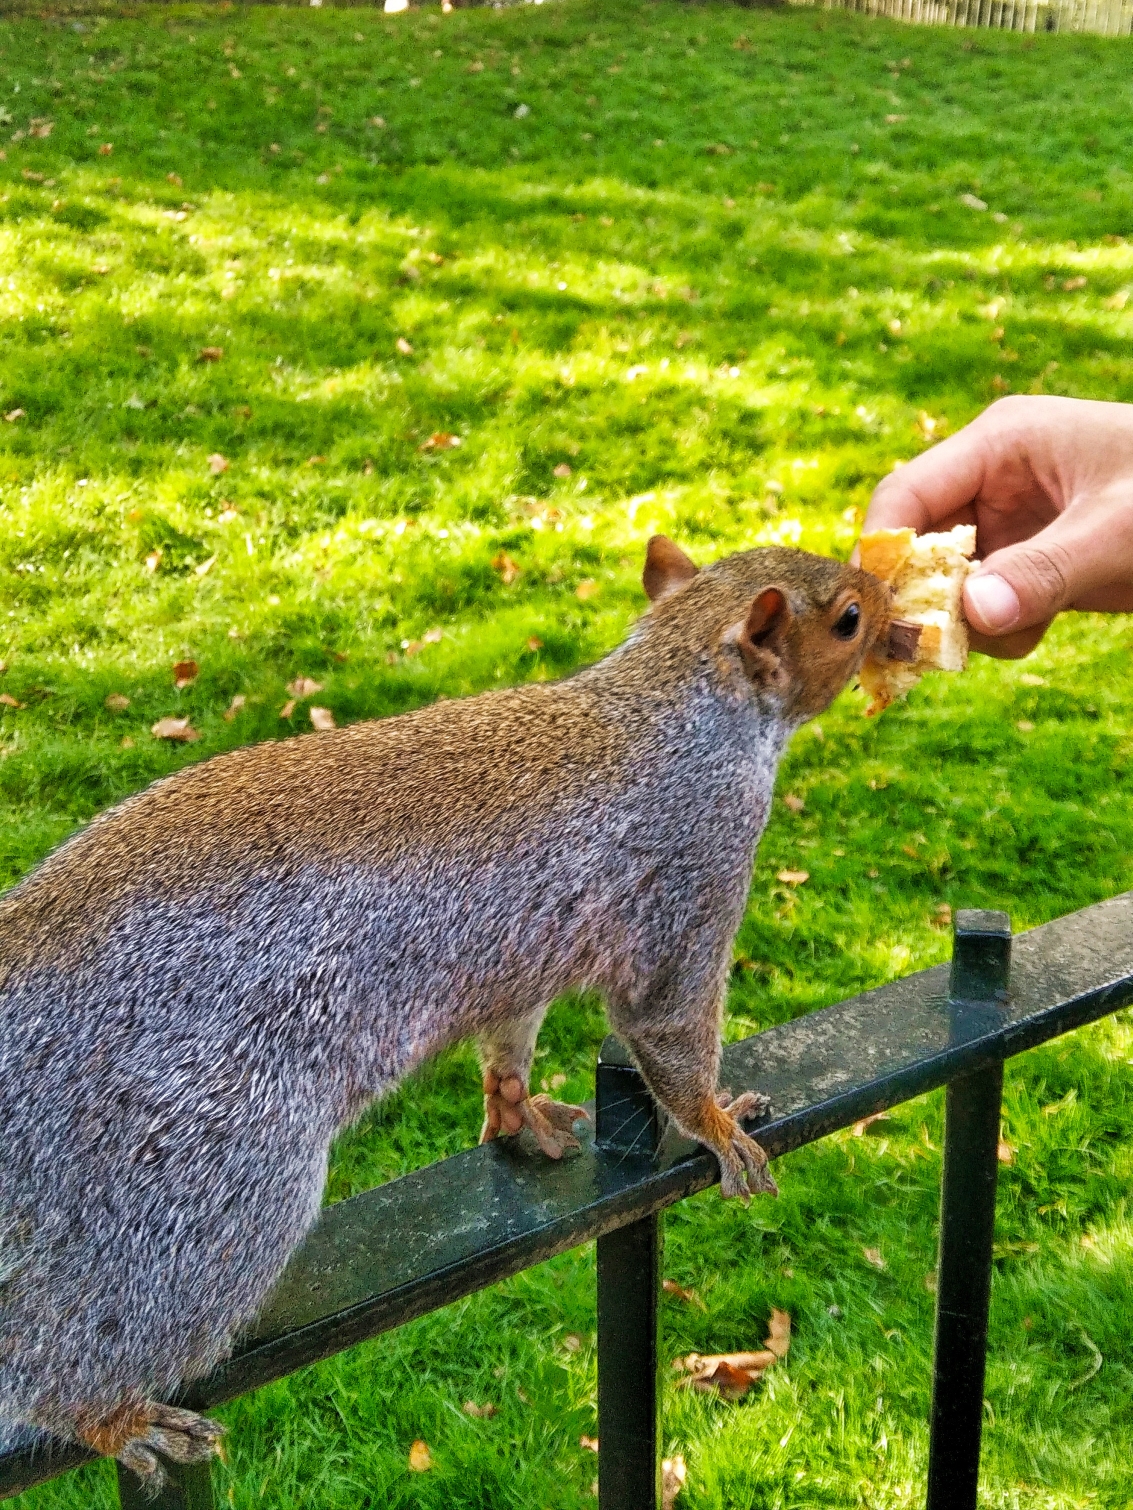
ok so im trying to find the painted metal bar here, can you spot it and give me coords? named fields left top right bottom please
left=595, top=1036, right=663, bottom=1510
left=117, top=1460, right=214, bottom=1510
left=926, top=911, right=1011, bottom=1510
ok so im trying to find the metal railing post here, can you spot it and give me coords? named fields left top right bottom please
left=595, top=1036, right=662, bottom=1510
left=117, top=1460, right=214, bottom=1510
left=926, top=909, right=1011, bottom=1510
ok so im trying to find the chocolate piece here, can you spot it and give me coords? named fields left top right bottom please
left=886, top=619, right=923, bottom=664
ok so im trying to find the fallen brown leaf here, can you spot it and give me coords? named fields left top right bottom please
left=580, top=1436, right=599, bottom=1453
left=492, top=552, right=521, bottom=586
left=306, top=455, right=326, bottom=466
left=309, top=706, right=335, bottom=731
left=462, top=1401, right=497, bottom=1418
left=207, top=453, right=229, bottom=475
left=167, top=171, right=183, bottom=186
left=223, top=694, right=246, bottom=721
left=0, top=693, right=22, bottom=710
left=29, top=119, right=54, bottom=139
left=3, top=409, right=25, bottom=424
left=997, top=1139, right=1016, bottom=1165
left=1062, top=275, right=1087, bottom=291
left=173, top=660, right=199, bottom=689
left=22, top=170, right=45, bottom=183
left=198, top=346, right=224, bottom=363
left=407, top=1439, right=432, bottom=1472
left=286, top=677, right=323, bottom=698
left=1104, top=290, right=1129, bottom=310
left=144, top=549, right=163, bottom=573
left=765, top=1308, right=791, bottom=1360
left=661, top=1453, right=687, bottom=1509
left=662, top=1279, right=707, bottom=1312
left=553, top=462, right=572, bottom=478
left=526, top=636, right=543, bottom=652
left=151, top=717, right=199, bottom=742
left=98, top=143, right=113, bottom=156
left=419, top=432, right=461, bottom=451
left=575, top=579, right=599, bottom=601
left=396, top=336, right=414, bottom=355
left=862, top=1246, right=886, bottom=1270
left=104, top=693, right=131, bottom=712
left=121, top=735, right=134, bottom=749
left=782, top=793, right=805, bottom=814
left=279, top=699, right=297, bottom=719
left=851, top=1111, right=890, bottom=1137
left=561, top=1331, right=582, bottom=1351
left=776, top=869, right=809, bottom=886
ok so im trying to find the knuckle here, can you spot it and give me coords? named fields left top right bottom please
left=1018, top=540, right=1073, bottom=611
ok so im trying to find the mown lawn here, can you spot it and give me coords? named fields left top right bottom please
left=4, top=0, right=1133, bottom=1504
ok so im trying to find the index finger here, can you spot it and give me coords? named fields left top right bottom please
left=862, top=424, right=992, bottom=535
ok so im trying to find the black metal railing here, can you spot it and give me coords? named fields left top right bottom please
left=4, top=893, right=1133, bottom=1510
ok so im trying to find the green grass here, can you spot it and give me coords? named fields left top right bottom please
left=4, top=0, right=1133, bottom=1503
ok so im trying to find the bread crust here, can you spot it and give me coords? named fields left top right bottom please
left=859, top=525, right=976, bottom=715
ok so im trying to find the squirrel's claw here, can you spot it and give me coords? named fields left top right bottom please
left=480, top=1077, right=588, bottom=1159
left=108, top=1404, right=224, bottom=1493
left=525, top=1092, right=589, bottom=1158
left=709, top=1092, right=776, bottom=1201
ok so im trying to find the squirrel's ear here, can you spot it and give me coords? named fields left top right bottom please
left=736, top=587, right=792, bottom=683
left=643, top=535, right=699, bottom=603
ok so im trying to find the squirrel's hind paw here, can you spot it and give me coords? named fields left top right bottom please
left=525, top=1092, right=589, bottom=1159
left=115, top=1405, right=224, bottom=1492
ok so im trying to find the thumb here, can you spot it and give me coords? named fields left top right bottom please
left=964, top=522, right=1080, bottom=638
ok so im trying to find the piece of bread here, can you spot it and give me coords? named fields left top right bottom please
left=858, top=524, right=977, bottom=716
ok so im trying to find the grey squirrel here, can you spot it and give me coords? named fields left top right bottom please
left=0, top=537, right=888, bottom=1487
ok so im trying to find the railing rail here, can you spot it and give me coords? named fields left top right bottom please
left=4, top=892, right=1133, bottom=1508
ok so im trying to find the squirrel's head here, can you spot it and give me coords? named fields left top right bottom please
left=641, top=536, right=889, bottom=722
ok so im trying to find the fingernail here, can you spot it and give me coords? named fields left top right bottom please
left=965, top=573, right=1021, bottom=633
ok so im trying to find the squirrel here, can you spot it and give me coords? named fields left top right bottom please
left=0, top=537, right=888, bottom=1488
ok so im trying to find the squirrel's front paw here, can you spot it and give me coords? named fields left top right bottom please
left=480, top=1071, right=588, bottom=1159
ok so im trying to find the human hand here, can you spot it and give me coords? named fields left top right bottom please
left=861, top=396, right=1133, bottom=658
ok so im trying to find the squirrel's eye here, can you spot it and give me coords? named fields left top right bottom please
left=831, top=602, right=861, bottom=640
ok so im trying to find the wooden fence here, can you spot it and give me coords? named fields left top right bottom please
left=790, top=0, right=1133, bottom=35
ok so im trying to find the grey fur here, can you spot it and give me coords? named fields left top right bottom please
left=0, top=544, right=885, bottom=1474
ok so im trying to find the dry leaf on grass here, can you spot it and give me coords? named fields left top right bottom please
left=782, top=793, right=805, bottom=814
left=151, top=717, right=199, bottom=743
left=553, top=462, right=572, bottom=478
left=423, top=627, right=443, bottom=644
left=173, top=660, right=199, bottom=689
left=0, top=693, right=22, bottom=710
left=674, top=1309, right=790, bottom=1398
left=997, top=1140, right=1016, bottom=1165
left=1063, top=276, right=1087, bottom=291
left=286, top=677, right=323, bottom=698
left=1104, top=290, right=1129, bottom=310
left=419, top=432, right=461, bottom=451
left=526, top=636, right=543, bottom=651
left=862, top=1246, right=886, bottom=1270
left=776, top=869, right=809, bottom=886
left=492, top=552, right=521, bottom=586
left=223, top=694, right=246, bottom=721
left=3, top=409, right=25, bottom=424
left=462, top=1401, right=497, bottom=1418
left=580, top=1435, right=599, bottom=1453
left=279, top=699, right=297, bottom=719
left=407, top=1439, right=432, bottom=1472
left=144, top=549, right=163, bottom=573
left=309, top=706, right=335, bottom=731
left=207, top=453, right=229, bottom=475
left=194, top=555, right=217, bottom=577
left=661, top=1453, right=687, bottom=1509
left=98, top=142, right=114, bottom=156
left=851, top=1111, right=890, bottom=1137
left=765, top=1308, right=791, bottom=1359
left=575, top=579, right=599, bottom=601
left=662, top=1279, right=707, bottom=1312
left=396, top=336, right=414, bottom=355
left=198, top=346, right=224, bottom=363
left=104, top=693, right=130, bottom=712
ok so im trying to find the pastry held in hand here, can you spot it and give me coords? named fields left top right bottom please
left=858, top=524, right=977, bottom=716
